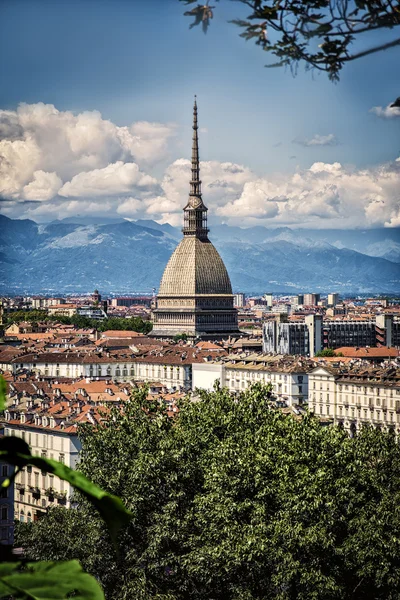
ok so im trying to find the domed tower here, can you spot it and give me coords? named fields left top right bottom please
left=151, top=98, right=240, bottom=340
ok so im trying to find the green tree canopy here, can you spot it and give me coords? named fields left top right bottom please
left=181, top=0, right=400, bottom=80
left=16, top=382, right=400, bottom=599
left=3, top=311, right=152, bottom=334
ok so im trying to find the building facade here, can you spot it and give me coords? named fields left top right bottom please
left=308, top=364, right=400, bottom=435
left=151, top=99, right=240, bottom=340
left=192, top=355, right=313, bottom=406
left=263, top=314, right=399, bottom=356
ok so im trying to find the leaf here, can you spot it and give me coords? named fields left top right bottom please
left=0, top=376, right=6, bottom=412
left=0, top=560, right=104, bottom=599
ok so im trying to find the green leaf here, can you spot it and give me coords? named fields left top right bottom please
left=0, top=376, right=6, bottom=412
left=0, top=560, right=104, bottom=599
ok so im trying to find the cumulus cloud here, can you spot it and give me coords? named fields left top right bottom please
left=59, top=162, right=158, bottom=198
left=0, top=102, right=176, bottom=202
left=23, top=171, right=63, bottom=201
left=1, top=102, right=400, bottom=230
left=220, top=159, right=400, bottom=228
left=293, top=133, right=338, bottom=147
left=370, top=99, right=400, bottom=119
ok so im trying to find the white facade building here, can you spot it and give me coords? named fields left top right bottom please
left=3, top=418, right=81, bottom=522
left=11, top=352, right=195, bottom=390
left=308, top=365, right=400, bottom=435
left=192, top=356, right=312, bottom=406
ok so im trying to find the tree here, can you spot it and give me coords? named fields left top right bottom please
left=315, top=347, right=336, bottom=356
left=181, top=0, right=400, bottom=80
left=2, top=311, right=152, bottom=334
left=173, top=333, right=188, bottom=343
left=16, top=381, right=400, bottom=599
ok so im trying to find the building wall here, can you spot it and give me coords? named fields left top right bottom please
left=0, top=462, right=14, bottom=546
left=263, top=316, right=398, bottom=356
left=308, top=367, right=400, bottom=434
left=192, top=363, right=224, bottom=391
left=4, top=424, right=81, bottom=521
left=192, top=362, right=308, bottom=406
left=13, top=359, right=193, bottom=391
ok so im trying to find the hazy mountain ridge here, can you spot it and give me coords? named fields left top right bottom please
left=0, top=215, right=399, bottom=294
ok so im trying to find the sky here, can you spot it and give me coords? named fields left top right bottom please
left=0, top=0, right=400, bottom=229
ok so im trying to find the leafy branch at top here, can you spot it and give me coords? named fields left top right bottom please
left=180, top=0, right=400, bottom=80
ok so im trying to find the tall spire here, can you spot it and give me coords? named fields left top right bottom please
left=190, top=95, right=201, bottom=199
left=183, top=97, right=209, bottom=240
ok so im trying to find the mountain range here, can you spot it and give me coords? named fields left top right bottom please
left=0, top=214, right=399, bottom=295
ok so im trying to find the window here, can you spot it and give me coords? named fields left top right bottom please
left=1, top=507, right=8, bottom=521
left=1, top=465, right=7, bottom=477
left=0, top=488, right=7, bottom=499
left=59, top=454, right=65, bottom=465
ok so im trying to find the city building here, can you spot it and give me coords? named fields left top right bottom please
left=48, top=304, right=77, bottom=318
left=233, top=293, right=246, bottom=308
left=263, top=314, right=399, bottom=356
left=110, top=297, right=152, bottom=308
left=303, top=293, right=321, bottom=306
left=327, top=293, right=339, bottom=307
left=77, top=305, right=108, bottom=320
left=192, top=354, right=314, bottom=406
left=0, top=453, right=14, bottom=548
left=308, top=364, right=400, bottom=435
left=151, top=99, right=240, bottom=340
left=263, top=315, right=322, bottom=357
left=9, top=346, right=220, bottom=391
left=264, top=294, right=273, bottom=307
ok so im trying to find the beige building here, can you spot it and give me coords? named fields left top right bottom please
left=48, top=304, right=77, bottom=317
left=10, top=348, right=209, bottom=391
left=192, top=354, right=314, bottom=406
left=309, top=364, right=400, bottom=434
left=151, top=99, right=240, bottom=340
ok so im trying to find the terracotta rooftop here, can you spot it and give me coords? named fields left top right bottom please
left=335, top=347, right=399, bottom=358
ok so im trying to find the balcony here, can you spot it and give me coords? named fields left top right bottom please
left=45, top=487, right=56, bottom=501
left=15, top=483, right=25, bottom=492
left=32, top=487, right=41, bottom=499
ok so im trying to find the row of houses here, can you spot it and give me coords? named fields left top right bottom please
left=2, top=375, right=183, bottom=524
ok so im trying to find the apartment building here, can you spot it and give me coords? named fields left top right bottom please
left=3, top=379, right=121, bottom=522
left=192, top=354, right=314, bottom=406
left=10, top=347, right=215, bottom=391
left=263, top=314, right=399, bottom=356
left=0, top=455, right=14, bottom=547
left=308, top=364, right=400, bottom=434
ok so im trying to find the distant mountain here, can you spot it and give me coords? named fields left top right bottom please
left=0, top=215, right=399, bottom=294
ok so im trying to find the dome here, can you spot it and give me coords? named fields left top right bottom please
left=158, top=236, right=233, bottom=297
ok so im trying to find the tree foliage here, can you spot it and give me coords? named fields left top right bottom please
left=315, top=348, right=336, bottom=356
left=181, top=0, right=400, bottom=80
left=3, top=311, right=152, bottom=334
left=16, top=382, right=400, bottom=599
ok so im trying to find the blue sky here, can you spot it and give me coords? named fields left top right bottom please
left=0, top=0, right=399, bottom=228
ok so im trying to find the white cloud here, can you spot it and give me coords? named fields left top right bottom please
left=0, top=102, right=175, bottom=201
left=23, top=170, right=63, bottom=201
left=59, top=161, right=158, bottom=198
left=293, top=133, right=338, bottom=147
left=370, top=102, right=400, bottom=119
left=220, top=159, right=400, bottom=228
left=1, top=102, right=400, bottom=230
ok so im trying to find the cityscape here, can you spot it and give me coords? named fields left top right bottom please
left=0, top=0, right=400, bottom=598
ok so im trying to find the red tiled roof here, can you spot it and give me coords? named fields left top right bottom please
left=335, top=347, right=399, bottom=358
